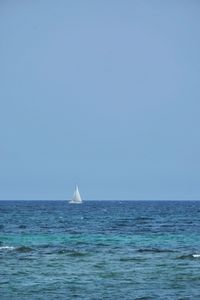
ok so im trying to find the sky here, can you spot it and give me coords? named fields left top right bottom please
left=0, top=0, right=200, bottom=200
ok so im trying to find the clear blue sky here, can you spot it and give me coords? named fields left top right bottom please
left=0, top=1, right=200, bottom=200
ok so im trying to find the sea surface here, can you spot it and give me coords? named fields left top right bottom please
left=0, top=200, right=200, bottom=299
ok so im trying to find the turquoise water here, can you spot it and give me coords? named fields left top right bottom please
left=0, top=201, right=200, bottom=299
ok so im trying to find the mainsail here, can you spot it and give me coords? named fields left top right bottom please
left=69, top=185, right=82, bottom=204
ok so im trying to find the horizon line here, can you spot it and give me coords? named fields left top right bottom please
left=0, top=199, right=200, bottom=201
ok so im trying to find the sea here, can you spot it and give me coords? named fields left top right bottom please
left=0, top=200, right=200, bottom=300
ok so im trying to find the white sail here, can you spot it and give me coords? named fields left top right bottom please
left=69, top=185, right=82, bottom=204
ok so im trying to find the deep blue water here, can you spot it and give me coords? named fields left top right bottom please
left=0, top=200, right=200, bottom=299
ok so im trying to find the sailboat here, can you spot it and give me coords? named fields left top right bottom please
left=69, top=185, right=82, bottom=204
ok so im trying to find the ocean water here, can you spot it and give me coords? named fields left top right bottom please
left=0, top=201, right=200, bottom=300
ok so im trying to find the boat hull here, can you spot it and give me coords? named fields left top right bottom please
left=69, top=200, right=82, bottom=204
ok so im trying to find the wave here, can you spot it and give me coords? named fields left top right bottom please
left=137, top=248, right=175, bottom=253
left=0, top=246, right=33, bottom=252
left=0, top=246, right=15, bottom=251
left=18, top=225, right=26, bottom=229
left=119, top=257, right=146, bottom=262
left=193, top=254, right=200, bottom=258
left=134, top=217, right=154, bottom=223
left=66, top=250, right=89, bottom=257
left=16, top=246, right=33, bottom=253
left=177, top=253, right=200, bottom=260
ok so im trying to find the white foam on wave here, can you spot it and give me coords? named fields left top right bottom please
left=0, top=246, right=15, bottom=251
left=192, top=254, right=200, bottom=258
